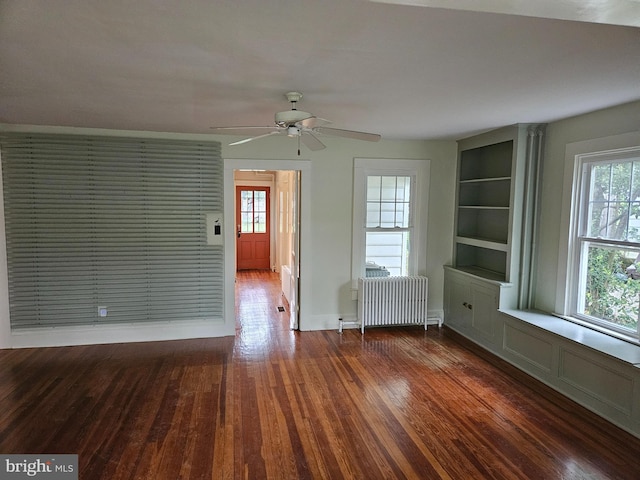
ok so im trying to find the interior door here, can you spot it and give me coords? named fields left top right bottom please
left=289, top=172, right=301, bottom=330
left=236, top=186, right=270, bottom=270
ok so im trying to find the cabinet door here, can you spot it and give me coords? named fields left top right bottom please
left=445, top=274, right=472, bottom=329
left=471, top=283, right=498, bottom=342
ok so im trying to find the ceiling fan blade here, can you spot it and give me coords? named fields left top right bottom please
left=299, top=116, right=331, bottom=129
left=210, top=126, right=279, bottom=136
left=229, top=131, right=282, bottom=146
left=300, top=132, right=326, bottom=151
left=313, top=126, right=381, bottom=142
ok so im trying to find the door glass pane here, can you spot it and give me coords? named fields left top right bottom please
left=254, top=190, right=267, bottom=233
left=240, top=190, right=253, bottom=233
left=241, top=190, right=253, bottom=212
left=254, top=213, right=266, bottom=233
left=255, top=191, right=266, bottom=211
left=241, top=212, right=253, bottom=233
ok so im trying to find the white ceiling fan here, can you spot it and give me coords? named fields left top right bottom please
left=210, top=92, right=381, bottom=155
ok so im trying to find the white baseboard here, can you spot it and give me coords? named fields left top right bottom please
left=304, top=310, right=444, bottom=333
left=6, top=318, right=232, bottom=349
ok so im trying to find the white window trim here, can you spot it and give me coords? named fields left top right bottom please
left=351, top=158, right=430, bottom=294
left=556, top=132, right=640, bottom=334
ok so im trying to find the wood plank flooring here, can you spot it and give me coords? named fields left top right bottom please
left=1, top=269, right=640, bottom=479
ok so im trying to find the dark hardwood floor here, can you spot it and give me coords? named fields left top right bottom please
left=1, top=269, right=640, bottom=479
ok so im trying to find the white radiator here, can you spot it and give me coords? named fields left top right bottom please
left=357, top=276, right=428, bottom=333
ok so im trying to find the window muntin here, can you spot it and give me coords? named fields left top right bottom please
left=574, top=152, right=640, bottom=339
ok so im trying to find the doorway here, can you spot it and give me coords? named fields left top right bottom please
left=223, top=159, right=310, bottom=334
left=236, top=186, right=270, bottom=270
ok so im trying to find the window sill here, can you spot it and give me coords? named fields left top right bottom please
left=500, top=309, right=640, bottom=367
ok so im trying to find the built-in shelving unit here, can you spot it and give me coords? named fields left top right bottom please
left=446, top=123, right=545, bottom=318
left=454, top=135, right=515, bottom=281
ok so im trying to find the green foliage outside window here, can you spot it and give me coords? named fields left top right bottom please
left=585, top=246, right=639, bottom=331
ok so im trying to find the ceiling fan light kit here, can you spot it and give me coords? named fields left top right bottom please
left=210, top=91, right=381, bottom=155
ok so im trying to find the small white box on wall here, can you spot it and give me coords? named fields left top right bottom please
left=206, top=212, right=223, bottom=245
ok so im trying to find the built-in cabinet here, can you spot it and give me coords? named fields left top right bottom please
left=446, top=124, right=544, bottom=317
left=444, top=266, right=513, bottom=353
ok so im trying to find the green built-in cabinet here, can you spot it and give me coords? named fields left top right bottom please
left=446, top=123, right=545, bottom=324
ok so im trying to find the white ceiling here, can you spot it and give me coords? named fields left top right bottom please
left=0, top=0, right=639, bottom=141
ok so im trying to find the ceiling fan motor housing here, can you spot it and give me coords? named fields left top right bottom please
left=274, top=109, right=312, bottom=127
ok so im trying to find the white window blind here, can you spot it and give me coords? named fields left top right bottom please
left=0, top=133, right=223, bottom=329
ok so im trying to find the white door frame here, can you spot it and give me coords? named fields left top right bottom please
left=223, top=158, right=311, bottom=333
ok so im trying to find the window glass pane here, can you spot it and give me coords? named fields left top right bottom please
left=588, top=162, right=632, bottom=240
left=241, top=212, right=253, bottom=233
left=396, top=176, right=410, bottom=201
left=582, top=243, right=639, bottom=332
left=402, top=202, right=411, bottom=227
left=591, top=202, right=629, bottom=240
left=366, top=231, right=410, bottom=276
left=630, top=162, right=640, bottom=241
left=366, top=204, right=380, bottom=227
left=254, top=213, right=266, bottom=233
left=629, top=201, right=640, bottom=242
left=380, top=176, right=397, bottom=201
left=380, top=202, right=397, bottom=227
left=241, top=190, right=253, bottom=211
left=367, top=176, right=381, bottom=201
left=254, top=191, right=266, bottom=212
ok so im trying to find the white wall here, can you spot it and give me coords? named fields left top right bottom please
left=221, top=135, right=457, bottom=330
left=534, top=100, right=640, bottom=312
left=6, top=99, right=636, bottom=344
left=0, top=125, right=456, bottom=345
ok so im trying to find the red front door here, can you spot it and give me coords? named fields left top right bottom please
left=236, top=186, right=270, bottom=270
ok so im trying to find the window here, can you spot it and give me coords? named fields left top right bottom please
left=566, top=142, right=640, bottom=341
left=352, top=158, right=430, bottom=287
left=365, top=175, right=412, bottom=276
left=240, top=189, right=267, bottom=233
